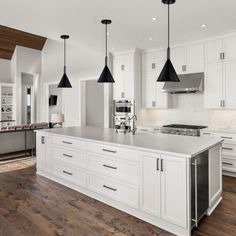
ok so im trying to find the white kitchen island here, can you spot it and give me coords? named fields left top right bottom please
left=36, top=126, right=223, bottom=236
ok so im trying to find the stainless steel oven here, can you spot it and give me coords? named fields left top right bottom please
left=113, top=100, right=135, bottom=116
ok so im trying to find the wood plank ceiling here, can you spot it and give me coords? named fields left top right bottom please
left=0, top=25, right=47, bottom=60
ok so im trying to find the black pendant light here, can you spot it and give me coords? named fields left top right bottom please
left=98, top=19, right=115, bottom=83
left=58, top=35, right=72, bottom=88
left=157, top=0, right=180, bottom=82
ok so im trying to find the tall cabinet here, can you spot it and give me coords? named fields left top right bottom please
left=113, top=49, right=142, bottom=110
left=205, top=35, right=236, bottom=109
left=0, top=83, right=16, bottom=128
left=142, top=49, right=172, bottom=109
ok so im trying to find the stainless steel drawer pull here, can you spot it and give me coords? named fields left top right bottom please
left=156, top=158, right=159, bottom=171
left=221, top=136, right=233, bottom=139
left=222, top=162, right=233, bottom=166
left=102, top=149, right=117, bottom=154
left=140, top=129, right=148, bottom=131
left=222, top=147, right=233, bottom=151
left=103, top=185, right=117, bottom=191
left=63, top=153, right=73, bottom=158
left=203, top=132, right=211, bottom=135
left=62, top=141, right=73, bottom=144
left=103, top=164, right=117, bottom=170
left=63, top=170, right=73, bottom=175
left=161, top=159, right=164, bottom=172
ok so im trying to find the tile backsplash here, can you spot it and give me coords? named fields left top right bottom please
left=137, top=93, right=236, bottom=130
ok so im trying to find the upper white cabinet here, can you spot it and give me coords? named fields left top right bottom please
left=171, top=43, right=204, bottom=74
left=142, top=50, right=172, bottom=109
left=113, top=49, right=141, bottom=105
left=205, top=35, right=236, bottom=109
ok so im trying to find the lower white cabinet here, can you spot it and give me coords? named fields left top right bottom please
left=141, top=153, right=187, bottom=228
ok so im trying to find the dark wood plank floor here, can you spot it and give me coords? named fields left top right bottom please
left=0, top=158, right=236, bottom=236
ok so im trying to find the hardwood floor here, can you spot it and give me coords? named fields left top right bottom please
left=0, top=158, right=236, bottom=236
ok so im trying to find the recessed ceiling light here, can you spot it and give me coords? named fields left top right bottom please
left=149, top=37, right=153, bottom=41
left=107, top=32, right=110, bottom=36
left=111, top=47, right=115, bottom=50
left=201, top=24, right=207, bottom=28
left=152, top=17, right=157, bottom=21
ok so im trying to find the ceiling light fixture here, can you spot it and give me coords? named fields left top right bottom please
left=149, top=37, right=153, bottom=41
left=152, top=17, right=157, bottom=21
left=58, top=35, right=72, bottom=88
left=98, top=19, right=115, bottom=83
left=157, top=0, right=180, bottom=82
left=201, top=24, right=207, bottom=28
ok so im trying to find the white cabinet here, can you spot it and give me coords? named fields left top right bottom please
left=113, top=50, right=141, bottom=107
left=161, top=155, right=187, bottom=228
left=141, top=153, right=161, bottom=217
left=142, top=50, right=172, bottom=109
left=171, top=43, right=204, bottom=74
left=141, top=153, right=187, bottom=228
left=205, top=35, right=236, bottom=109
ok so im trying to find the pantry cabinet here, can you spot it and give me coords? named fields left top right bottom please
left=113, top=50, right=141, bottom=108
left=142, top=50, right=172, bottom=109
left=205, top=35, right=236, bottom=109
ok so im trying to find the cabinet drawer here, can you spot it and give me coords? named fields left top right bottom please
left=222, top=157, right=236, bottom=172
left=88, top=174, right=139, bottom=208
left=222, top=143, right=236, bottom=157
left=214, top=132, right=236, bottom=142
left=87, top=142, right=140, bottom=162
left=53, top=162, right=87, bottom=187
left=87, top=153, right=139, bottom=185
left=53, top=147, right=86, bottom=168
left=53, top=137, right=87, bottom=150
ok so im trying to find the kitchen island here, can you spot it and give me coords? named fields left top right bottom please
left=36, top=126, right=223, bottom=236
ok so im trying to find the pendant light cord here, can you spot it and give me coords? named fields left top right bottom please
left=105, top=23, right=108, bottom=66
left=167, top=3, right=170, bottom=60
left=64, top=38, right=66, bottom=73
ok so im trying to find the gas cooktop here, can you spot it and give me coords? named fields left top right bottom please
left=161, top=124, right=207, bottom=136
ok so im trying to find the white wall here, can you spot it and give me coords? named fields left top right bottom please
left=138, top=93, right=236, bottom=130
left=49, top=84, right=62, bottom=116
left=0, top=59, right=12, bottom=83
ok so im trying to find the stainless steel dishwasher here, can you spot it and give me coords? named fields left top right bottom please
left=191, top=150, right=209, bottom=228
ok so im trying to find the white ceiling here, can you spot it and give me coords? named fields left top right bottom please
left=1, top=0, right=236, bottom=53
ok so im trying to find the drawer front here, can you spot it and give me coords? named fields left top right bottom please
left=87, top=142, right=140, bottom=162
left=214, top=132, right=236, bottom=142
left=88, top=174, right=139, bottom=208
left=222, top=157, right=236, bottom=172
left=53, top=137, right=87, bottom=150
left=87, top=153, right=139, bottom=185
left=53, top=162, right=87, bottom=187
left=53, top=147, right=86, bottom=168
left=222, top=143, right=236, bottom=157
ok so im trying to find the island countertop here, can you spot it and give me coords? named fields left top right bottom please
left=36, top=126, right=223, bottom=158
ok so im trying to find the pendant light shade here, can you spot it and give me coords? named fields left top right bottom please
left=157, top=0, right=180, bottom=82
left=98, top=19, right=115, bottom=83
left=58, top=35, right=72, bottom=88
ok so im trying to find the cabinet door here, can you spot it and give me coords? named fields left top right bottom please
left=223, top=35, right=236, bottom=61
left=224, top=60, right=236, bottom=108
left=161, top=155, right=187, bottom=228
left=36, top=135, right=46, bottom=171
left=205, top=40, right=222, bottom=64
left=124, top=71, right=134, bottom=99
left=205, top=63, right=223, bottom=109
left=171, top=46, right=186, bottom=74
left=142, top=52, right=158, bottom=72
left=141, top=153, right=161, bottom=217
left=209, top=145, right=222, bottom=207
left=142, top=71, right=157, bottom=108
left=186, top=43, right=204, bottom=73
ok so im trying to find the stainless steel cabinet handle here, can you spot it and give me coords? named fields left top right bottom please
left=140, top=129, right=148, bottom=131
left=121, top=65, right=125, bottom=71
left=63, top=153, right=73, bottom=158
left=41, top=136, right=45, bottom=144
left=202, top=132, right=211, bottom=135
left=222, top=162, right=233, bottom=166
left=156, top=158, right=159, bottom=171
left=103, top=185, right=117, bottom=191
left=221, top=136, right=233, bottom=140
left=103, top=164, right=118, bottom=170
left=121, top=92, right=125, bottom=98
left=63, top=170, right=73, bottom=175
left=102, top=149, right=117, bottom=154
left=222, top=147, right=233, bottom=151
left=152, top=101, right=156, bottom=107
left=161, top=159, right=164, bottom=172
left=223, top=52, right=225, bottom=60
left=152, top=63, right=156, bottom=69
left=62, top=141, right=72, bottom=145
left=220, top=100, right=223, bottom=107
left=223, top=100, right=225, bottom=107
left=220, top=52, right=223, bottom=60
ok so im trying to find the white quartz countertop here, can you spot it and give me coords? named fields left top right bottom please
left=37, top=126, right=223, bottom=158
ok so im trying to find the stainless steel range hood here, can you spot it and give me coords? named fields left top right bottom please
left=162, top=72, right=204, bottom=94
